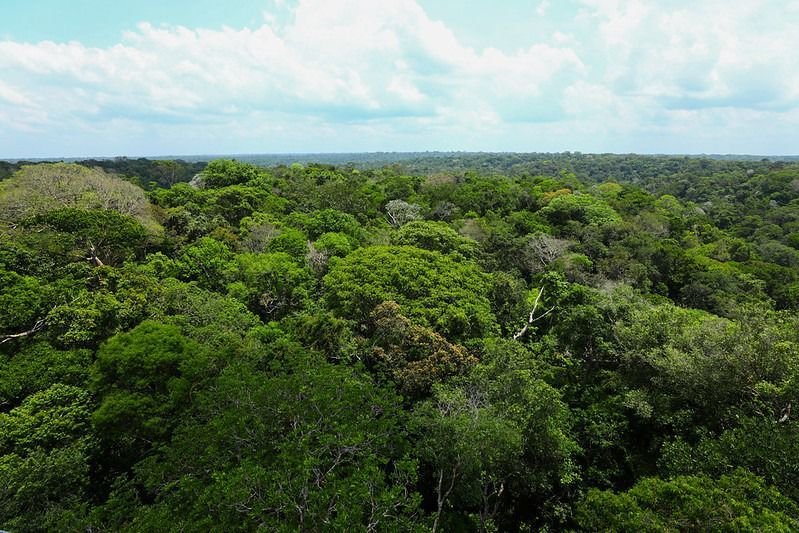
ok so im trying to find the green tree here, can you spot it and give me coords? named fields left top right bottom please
left=24, top=207, right=151, bottom=265
left=227, top=252, right=313, bottom=320
left=91, top=321, right=203, bottom=468
left=0, top=342, right=91, bottom=407
left=175, top=236, right=234, bottom=290
left=324, top=245, right=498, bottom=339
left=0, top=384, right=93, bottom=532
left=538, top=192, right=622, bottom=228
left=128, top=352, right=421, bottom=531
left=413, top=385, right=524, bottom=532
left=200, top=159, right=267, bottom=188
left=392, top=220, right=478, bottom=257
left=576, top=470, right=799, bottom=532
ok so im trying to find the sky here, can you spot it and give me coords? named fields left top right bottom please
left=1, top=0, right=798, bottom=158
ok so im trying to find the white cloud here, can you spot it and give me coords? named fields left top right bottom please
left=0, top=0, right=797, bottom=156
left=387, top=75, right=426, bottom=103
left=0, top=0, right=582, bottom=136
left=0, top=80, right=33, bottom=106
left=583, top=0, right=799, bottom=110
left=536, top=0, right=551, bottom=17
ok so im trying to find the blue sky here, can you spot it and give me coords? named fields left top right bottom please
left=1, top=0, right=798, bottom=158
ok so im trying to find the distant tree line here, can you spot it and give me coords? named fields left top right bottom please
left=0, top=158, right=206, bottom=189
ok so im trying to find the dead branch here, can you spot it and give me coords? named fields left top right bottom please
left=779, top=402, right=791, bottom=423
left=86, top=241, right=104, bottom=267
left=512, top=286, right=555, bottom=341
left=432, top=463, right=459, bottom=533
left=0, top=318, right=46, bottom=345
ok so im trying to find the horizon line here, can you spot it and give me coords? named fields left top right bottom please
left=3, top=150, right=799, bottom=163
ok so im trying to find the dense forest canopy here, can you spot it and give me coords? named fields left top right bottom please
left=2, top=154, right=799, bottom=531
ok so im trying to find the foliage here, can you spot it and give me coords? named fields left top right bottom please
left=538, top=191, right=622, bottom=228
left=2, top=155, right=799, bottom=531
left=367, top=301, right=477, bottom=399
left=227, top=252, right=313, bottom=320
left=324, top=245, right=497, bottom=339
left=0, top=163, right=159, bottom=230
left=576, top=470, right=799, bottom=531
left=129, top=351, right=420, bottom=531
left=392, top=220, right=479, bottom=257
left=200, top=159, right=267, bottom=188
left=0, top=384, right=93, bottom=532
left=23, top=208, right=152, bottom=265
left=91, top=321, right=203, bottom=467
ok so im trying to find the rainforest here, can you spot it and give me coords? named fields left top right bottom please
left=2, top=153, right=799, bottom=531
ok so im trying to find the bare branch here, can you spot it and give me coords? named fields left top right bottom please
left=385, top=199, right=421, bottom=228
left=512, top=286, right=555, bottom=340
left=531, top=305, right=556, bottom=324
left=779, top=402, right=791, bottom=423
left=86, top=241, right=104, bottom=267
left=522, top=234, right=572, bottom=273
left=0, top=318, right=46, bottom=345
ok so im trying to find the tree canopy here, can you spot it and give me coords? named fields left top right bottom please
left=2, top=154, right=799, bottom=531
